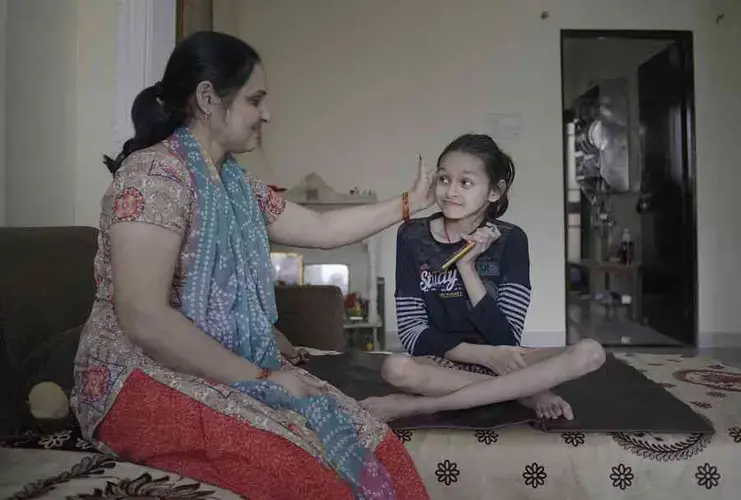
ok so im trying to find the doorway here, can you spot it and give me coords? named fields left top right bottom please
left=561, top=30, right=697, bottom=347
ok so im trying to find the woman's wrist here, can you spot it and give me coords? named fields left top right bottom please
left=407, top=191, right=427, bottom=215
left=401, top=192, right=411, bottom=222
left=237, top=363, right=268, bottom=382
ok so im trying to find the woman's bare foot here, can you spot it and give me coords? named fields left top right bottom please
left=518, top=391, right=574, bottom=420
left=360, top=393, right=426, bottom=423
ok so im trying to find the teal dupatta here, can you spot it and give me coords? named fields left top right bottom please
left=170, top=128, right=395, bottom=499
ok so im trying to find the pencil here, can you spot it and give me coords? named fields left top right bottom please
left=440, top=241, right=476, bottom=271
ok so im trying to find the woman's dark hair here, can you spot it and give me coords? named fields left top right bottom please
left=437, top=133, right=516, bottom=219
left=104, top=31, right=262, bottom=175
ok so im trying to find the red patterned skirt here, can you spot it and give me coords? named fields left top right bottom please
left=97, top=370, right=429, bottom=499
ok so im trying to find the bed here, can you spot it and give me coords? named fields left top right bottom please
left=0, top=448, right=240, bottom=499
left=398, top=352, right=740, bottom=499
left=1, top=352, right=739, bottom=499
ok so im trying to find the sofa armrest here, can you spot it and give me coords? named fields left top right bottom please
left=274, top=285, right=346, bottom=351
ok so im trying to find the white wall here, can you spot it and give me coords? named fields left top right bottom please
left=74, top=0, right=117, bottom=227
left=4, top=0, right=115, bottom=228
left=0, top=0, right=6, bottom=225
left=5, top=0, right=78, bottom=226
left=218, top=0, right=741, bottom=347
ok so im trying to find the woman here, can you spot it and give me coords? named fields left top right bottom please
left=71, top=31, right=430, bottom=500
left=359, top=134, right=606, bottom=422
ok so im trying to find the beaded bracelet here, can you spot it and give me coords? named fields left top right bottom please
left=402, top=192, right=410, bottom=222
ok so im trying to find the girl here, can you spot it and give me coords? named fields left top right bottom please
left=360, top=134, right=606, bottom=422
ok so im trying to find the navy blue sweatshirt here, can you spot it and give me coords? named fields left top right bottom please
left=395, top=215, right=531, bottom=357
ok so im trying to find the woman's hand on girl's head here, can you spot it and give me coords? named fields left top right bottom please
left=456, top=223, right=501, bottom=267
left=408, top=155, right=437, bottom=213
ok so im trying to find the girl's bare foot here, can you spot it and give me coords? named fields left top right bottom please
left=360, top=393, right=426, bottom=422
left=518, top=391, right=574, bottom=420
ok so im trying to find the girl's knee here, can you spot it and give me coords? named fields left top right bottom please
left=571, top=339, right=606, bottom=373
left=381, top=355, right=419, bottom=390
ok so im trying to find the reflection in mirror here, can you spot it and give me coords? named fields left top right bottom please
left=303, top=264, right=349, bottom=295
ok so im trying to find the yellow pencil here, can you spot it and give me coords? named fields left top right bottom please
left=440, top=241, right=476, bottom=271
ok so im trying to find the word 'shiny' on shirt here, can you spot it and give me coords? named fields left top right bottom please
left=395, top=215, right=532, bottom=357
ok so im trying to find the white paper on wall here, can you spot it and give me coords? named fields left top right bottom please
left=489, top=113, right=524, bottom=140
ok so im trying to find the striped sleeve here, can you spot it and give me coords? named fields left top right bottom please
left=496, top=282, right=531, bottom=343
left=395, top=296, right=429, bottom=353
left=395, top=225, right=462, bottom=356
left=468, top=226, right=531, bottom=345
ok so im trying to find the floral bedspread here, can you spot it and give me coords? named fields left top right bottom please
left=396, top=353, right=741, bottom=500
left=1, top=352, right=739, bottom=499
left=0, top=448, right=240, bottom=499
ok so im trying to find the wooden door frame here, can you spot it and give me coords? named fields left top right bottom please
left=176, top=0, right=213, bottom=42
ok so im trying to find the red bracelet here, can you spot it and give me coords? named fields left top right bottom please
left=402, top=192, right=410, bottom=222
left=257, top=367, right=272, bottom=380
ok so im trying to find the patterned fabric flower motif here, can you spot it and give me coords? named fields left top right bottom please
left=435, top=459, right=460, bottom=486
left=609, top=464, right=634, bottom=490
left=673, top=369, right=741, bottom=392
left=707, top=391, right=727, bottom=398
left=691, top=401, right=712, bottom=409
left=83, top=365, right=111, bottom=401
left=695, top=463, right=721, bottom=489
left=728, top=427, right=741, bottom=443
left=39, top=430, right=72, bottom=449
left=643, top=432, right=664, bottom=441
left=393, top=429, right=414, bottom=443
left=474, top=429, right=499, bottom=445
left=75, top=438, right=93, bottom=450
left=522, top=463, right=547, bottom=489
left=67, top=472, right=216, bottom=499
left=562, top=431, right=586, bottom=447
left=114, top=187, right=145, bottom=221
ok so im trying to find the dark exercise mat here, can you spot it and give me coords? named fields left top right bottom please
left=540, top=353, right=714, bottom=434
left=301, top=351, right=714, bottom=434
left=301, top=351, right=534, bottom=430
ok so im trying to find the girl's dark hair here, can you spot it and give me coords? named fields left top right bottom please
left=437, top=133, right=516, bottom=219
left=104, top=31, right=262, bottom=175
